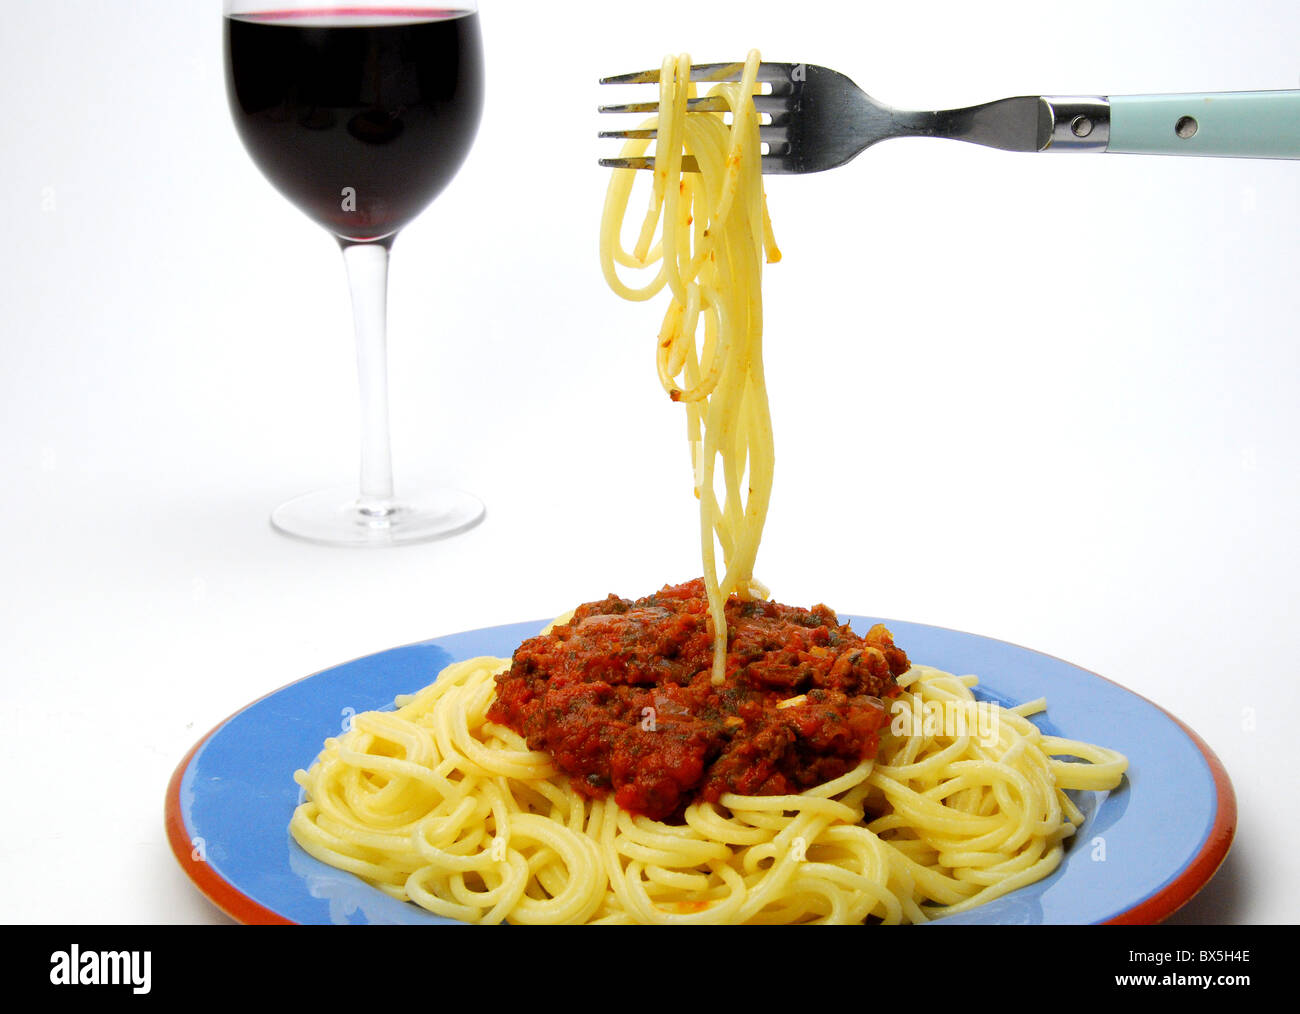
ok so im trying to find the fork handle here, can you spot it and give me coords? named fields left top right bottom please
left=1104, top=91, right=1300, bottom=158
left=923, top=91, right=1300, bottom=159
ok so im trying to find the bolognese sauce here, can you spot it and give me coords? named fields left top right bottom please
left=486, top=579, right=909, bottom=822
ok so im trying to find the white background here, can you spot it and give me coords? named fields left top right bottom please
left=1, top=0, right=1296, bottom=925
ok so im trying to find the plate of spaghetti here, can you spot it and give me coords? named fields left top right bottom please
left=166, top=50, right=1233, bottom=923
left=165, top=601, right=1233, bottom=925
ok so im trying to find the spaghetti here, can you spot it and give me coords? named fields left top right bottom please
left=289, top=652, right=1127, bottom=924
left=599, top=49, right=779, bottom=684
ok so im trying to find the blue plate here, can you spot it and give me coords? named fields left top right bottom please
left=166, top=617, right=1235, bottom=924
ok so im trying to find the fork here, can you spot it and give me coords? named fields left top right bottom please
left=599, top=62, right=1300, bottom=173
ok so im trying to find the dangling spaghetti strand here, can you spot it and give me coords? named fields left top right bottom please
left=599, top=49, right=778, bottom=683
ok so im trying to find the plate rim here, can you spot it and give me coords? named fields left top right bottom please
left=165, top=616, right=1237, bottom=925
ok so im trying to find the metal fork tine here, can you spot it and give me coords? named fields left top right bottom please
left=599, top=95, right=790, bottom=116
left=600, top=62, right=794, bottom=85
left=599, top=128, right=659, bottom=140
left=599, top=97, right=724, bottom=115
left=600, top=156, right=702, bottom=172
left=600, top=155, right=798, bottom=175
left=600, top=125, right=789, bottom=143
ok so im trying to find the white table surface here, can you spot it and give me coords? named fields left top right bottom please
left=2, top=0, right=1296, bottom=925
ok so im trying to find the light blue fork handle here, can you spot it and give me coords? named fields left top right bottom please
left=1108, top=91, right=1300, bottom=158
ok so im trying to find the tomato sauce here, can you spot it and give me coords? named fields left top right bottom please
left=486, top=579, right=909, bottom=822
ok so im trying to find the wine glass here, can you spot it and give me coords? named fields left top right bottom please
left=223, top=1, right=485, bottom=546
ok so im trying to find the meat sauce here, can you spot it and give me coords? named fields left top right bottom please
left=486, top=579, right=910, bottom=822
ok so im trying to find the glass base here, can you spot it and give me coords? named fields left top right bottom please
left=270, top=485, right=485, bottom=547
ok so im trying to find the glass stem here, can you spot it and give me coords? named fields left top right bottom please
left=340, top=240, right=396, bottom=515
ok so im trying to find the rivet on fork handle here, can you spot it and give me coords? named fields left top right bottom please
left=1043, top=97, right=1110, bottom=152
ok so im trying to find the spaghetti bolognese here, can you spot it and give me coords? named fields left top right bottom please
left=288, top=50, right=1128, bottom=924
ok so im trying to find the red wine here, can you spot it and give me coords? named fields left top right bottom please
left=225, top=9, right=483, bottom=243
